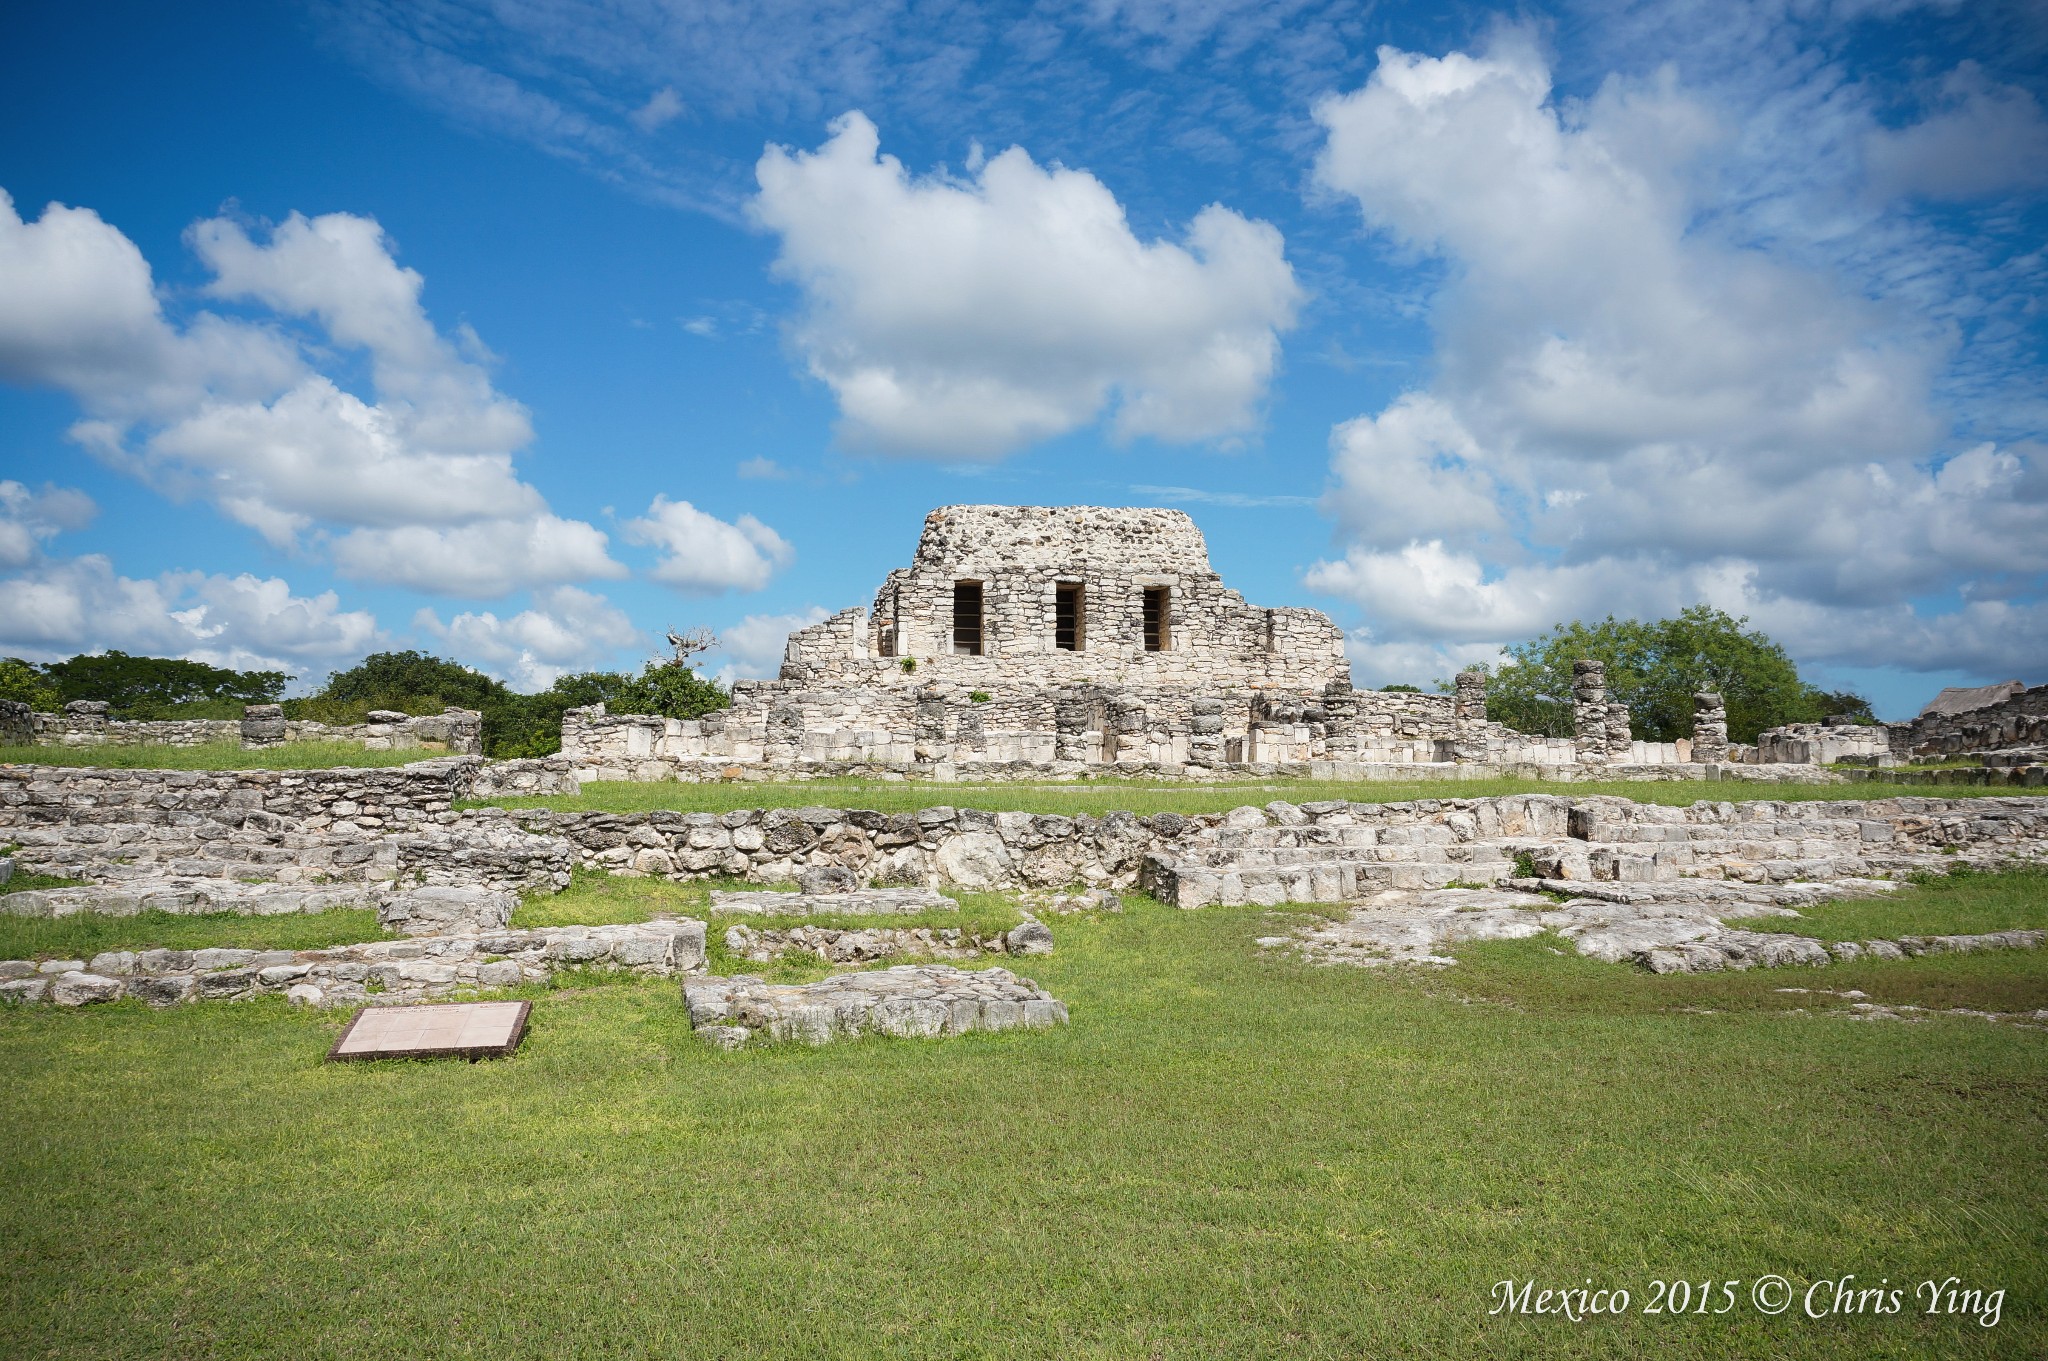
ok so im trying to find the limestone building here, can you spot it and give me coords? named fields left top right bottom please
left=780, top=505, right=1349, bottom=692
left=563, top=504, right=1578, bottom=779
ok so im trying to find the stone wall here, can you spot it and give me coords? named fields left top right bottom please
left=457, top=793, right=2048, bottom=896
left=1893, top=684, right=2048, bottom=759
left=1754, top=721, right=1894, bottom=765
left=784, top=505, right=1352, bottom=692
left=10, top=700, right=483, bottom=755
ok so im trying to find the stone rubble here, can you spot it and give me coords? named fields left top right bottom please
left=721, top=916, right=1052, bottom=965
left=706, top=885, right=960, bottom=916
left=1270, top=885, right=2048, bottom=974
left=0, top=921, right=707, bottom=1009
left=682, top=964, right=1068, bottom=1047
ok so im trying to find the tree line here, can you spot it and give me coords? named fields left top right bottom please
left=0, top=650, right=728, bottom=759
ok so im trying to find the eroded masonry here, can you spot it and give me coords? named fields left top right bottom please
left=564, top=504, right=1966, bottom=783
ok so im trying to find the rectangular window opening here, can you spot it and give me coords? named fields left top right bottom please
left=1055, top=582, right=1085, bottom=652
left=1143, top=586, right=1170, bottom=652
left=953, top=580, right=984, bottom=656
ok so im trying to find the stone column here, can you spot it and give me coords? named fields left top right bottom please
left=1691, top=692, right=1728, bottom=764
left=1452, top=670, right=1488, bottom=763
left=1321, top=681, right=1360, bottom=761
left=444, top=707, right=484, bottom=756
left=768, top=703, right=807, bottom=764
left=1187, top=696, right=1225, bottom=768
left=1571, top=660, right=1609, bottom=765
left=240, top=703, right=287, bottom=750
left=1053, top=688, right=1093, bottom=763
left=1108, top=695, right=1147, bottom=763
left=64, top=699, right=110, bottom=735
left=1605, top=703, right=1633, bottom=759
left=0, top=698, right=30, bottom=746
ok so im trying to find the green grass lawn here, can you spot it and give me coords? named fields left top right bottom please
left=467, top=774, right=2022, bottom=819
left=1733, top=864, right=2048, bottom=944
left=1, top=740, right=440, bottom=770
left=0, top=908, right=396, bottom=962
left=3, top=871, right=2043, bottom=1358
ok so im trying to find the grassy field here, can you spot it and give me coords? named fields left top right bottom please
left=1739, top=865, right=2048, bottom=943
left=466, top=774, right=2024, bottom=819
left=1, top=740, right=436, bottom=770
left=2, top=870, right=2043, bottom=1358
left=0, top=908, right=396, bottom=963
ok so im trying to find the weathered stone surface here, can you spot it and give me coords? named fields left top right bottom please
left=707, top=886, right=959, bottom=917
left=1005, top=919, right=1055, bottom=955
left=377, top=885, right=517, bottom=937
left=683, top=964, right=1067, bottom=1045
left=51, top=971, right=124, bottom=1005
left=0, top=919, right=708, bottom=1010
left=1273, top=883, right=2048, bottom=975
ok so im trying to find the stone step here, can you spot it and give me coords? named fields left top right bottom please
left=0, top=878, right=385, bottom=919
left=1143, top=855, right=1517, bottom=908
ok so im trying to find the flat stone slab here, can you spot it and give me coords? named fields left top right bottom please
left=328, top=1000, right=531, bottom=1061
left=0, top=877, right=383, bottom=919
left=1270, top=885, right=2048, bottom=974
left=683, top=965, right=1067, bottom=1046
left=707, top=887, right=958, bottom=917
left=0, top=919, right=707, bottom=1010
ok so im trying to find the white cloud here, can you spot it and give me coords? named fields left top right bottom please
left=624, top=495, right=793, bottom=594
left=415, top=586, right=641, bottom=691
left=0, top=480, right=95, bottom=570
left=333, top=514, right=628, bottom=597
left=1864, top=63, right=2048, bottom=201
left=710, top=607, right=832, bottom=683
left=751, top=111, right=1300, bottom=458
left=0, top=192, right=621, bottom=596
left=1304, top=40, right=2048, bottom=683
left=631, top=87, right=686, bottom=132
left=0, top=554, right=378, bottom=672
left=736, top=456, right=789, bottom=479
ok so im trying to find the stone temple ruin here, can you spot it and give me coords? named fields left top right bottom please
left=562, top=504, right=2045, bottom=785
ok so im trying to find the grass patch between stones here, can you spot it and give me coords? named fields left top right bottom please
left=1, top=740, right=439, bottom=770
left=0, top=908, right=396, bottom=962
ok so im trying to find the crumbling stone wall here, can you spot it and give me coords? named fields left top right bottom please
left=11, top=701, right=482, bottom=755
left=1893, top=684, right=2048, bottom=759
left=778, top=505, right=1350, bottom=692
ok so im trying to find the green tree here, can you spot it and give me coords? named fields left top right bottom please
left=40, top=651, right=286, bottom=718
left=0, top=658, right=61, bottom=713
left=1474, top=607, right=1869, bottom=744
left=312, top=651, right=507, bottom=711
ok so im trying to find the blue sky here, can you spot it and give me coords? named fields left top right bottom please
left=1, top=0, right=2043, bottom=717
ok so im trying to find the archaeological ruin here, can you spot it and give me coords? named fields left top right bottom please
left=560, top=504, right=2046, bottom=785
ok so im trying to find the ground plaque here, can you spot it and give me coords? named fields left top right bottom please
left=326, top=1001, right=531, bottom=1062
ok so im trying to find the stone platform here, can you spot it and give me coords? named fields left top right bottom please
left=683, top=964, right=1068, bottom=1046
left=1267, top=885, right=2048, bottom=974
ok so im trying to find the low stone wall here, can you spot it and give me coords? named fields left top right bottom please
left=1896, top=684, right=2048, bottom=759
left=12, top=701, right=483, bottom=755
left=0, top=758, right=483, bottom=834
left=0, top=919, right=708, bottom=1009
left=462, top=793, right=2048, bottom=897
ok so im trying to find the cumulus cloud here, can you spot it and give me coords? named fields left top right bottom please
left=625, top=495, right=793, bottom=594
left=333, top=515, right=626, bottom=597
left=1864, top=63, right=2048, bottom=201
left=0, top=554, right=378, bottom=672
left=0, top=191, right=622, bottom=596
left=415, top=586, right=641, bottom=690
left=751, top=111, right=1300, bottom=458
left=0, top=480, right=96, bottom=570
left=1305, top=40, right=2048, bottom=684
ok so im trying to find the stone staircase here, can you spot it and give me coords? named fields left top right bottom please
left=1134, top=796, right=1946, bottom=909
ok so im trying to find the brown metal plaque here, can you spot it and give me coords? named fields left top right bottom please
left=326, top=1000, right=532, bottom=1062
